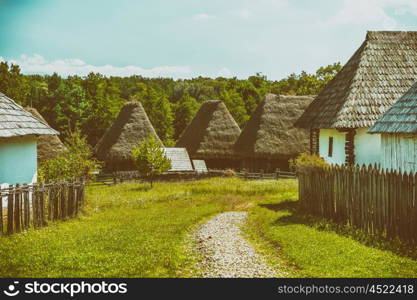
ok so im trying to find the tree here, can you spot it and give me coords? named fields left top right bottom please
left=133, top=85, right=174, bottom=144
left=38, top=129, right=98, bottom=183
left=131, top=135, right=172, bottom=187
left=173, top=91, right=199, bottom=139
left=220, top=89, right=248, bottom=127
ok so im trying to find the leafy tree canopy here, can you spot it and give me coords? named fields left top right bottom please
left=0, top=61, right=341, bottom=146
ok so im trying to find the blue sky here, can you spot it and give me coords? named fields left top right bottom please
left=0, top=0, right=416, bottom=79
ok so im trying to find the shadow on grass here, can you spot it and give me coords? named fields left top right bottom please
left=260, top=201, right=417, bottom=260
left=259, top=201, right=298, bottom=213
left=127, top=185, right=152, bottom=192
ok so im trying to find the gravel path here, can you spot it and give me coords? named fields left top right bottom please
left=194, top=212, right=278, bottom=278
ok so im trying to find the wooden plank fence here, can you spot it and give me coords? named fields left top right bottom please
left=298, top=165, right=417, bottom=244
left=0, top=180, right=85, bottom=236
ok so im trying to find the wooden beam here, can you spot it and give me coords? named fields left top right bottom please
left=345, top=129, right=356, bottom=165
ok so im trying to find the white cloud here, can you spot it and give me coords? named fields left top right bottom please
left=1, top=54, right=192, bottom=78
left=236, top=8, right=253, bottom=19
left=192, top=13, right=216, bottom=21
left=326, top=0, right=397, bottom=29
left=217, top=67, right=233, bottom=78
left=325, top=0, right=417, bottom=29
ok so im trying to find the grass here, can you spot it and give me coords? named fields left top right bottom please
left=0, top=177, right=415, bottom=277
left=246, top=196, right=417, bottom=277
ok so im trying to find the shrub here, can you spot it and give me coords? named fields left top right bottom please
left=39, top=129, right=98, bottom=183
left=131, top=135, right=172, bottom=187
left=289, top=152, right=329, bottom=172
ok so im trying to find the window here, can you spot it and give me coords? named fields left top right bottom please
left=328, top=137, right=333, bottom=157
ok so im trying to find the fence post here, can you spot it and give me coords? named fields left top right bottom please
left=14, top=183, right=21, bottom=233
left=33, top=183, right=38, bottom=228
left=7, top=185, right=14, bottom=234
left=0, top=187, right=3, bottom=236
left=40, top=183, right=46, bottom=226
left=68, top=182, right=74, bottom=217
left=23, top=183, right=29, bottom=230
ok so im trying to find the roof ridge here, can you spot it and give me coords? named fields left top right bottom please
left=366, top=30, right=417, bottom=40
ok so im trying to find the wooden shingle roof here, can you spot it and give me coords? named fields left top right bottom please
left=369, top=81, right=417, bottom=134
left=295, top=31, right=417, bottom=129
left=0, top=93, right=57, bottom=138
left=163, top=148, right=194, bottom=172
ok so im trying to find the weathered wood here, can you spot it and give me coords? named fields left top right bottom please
left=0, top=180, right=85, bottom=237
left=7, top=185, right=14, bottom=234
left=0, top=189, right=3, bottom=236
left=299, top=165, right=417, bottom=244
left=39, top=183, right=46, bottom=226
left=14, top=184, right=21, bottom=233
left=23, top=184, right=30, bottom=230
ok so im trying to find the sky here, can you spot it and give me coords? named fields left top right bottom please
left=0, top=0, right=416, bottom=80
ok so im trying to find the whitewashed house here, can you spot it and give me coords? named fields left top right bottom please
left=369, top=81, right=417, bottom=173
left=295, top=31, right=417, bottom=166
left=0, top=92, right=57, bottom=184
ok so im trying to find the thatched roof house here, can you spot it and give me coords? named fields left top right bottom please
left=235, top=94, right=314, bottom=171
left=369, top=81, right=417, bottom=173
left=95, top=100, right=163, bottom=170
left=25, top=107, right=66, bottom=163
left=295, top=31, right=417, bottom=166
left=0, top=92, right=57, bottom=184
left=176, top=100, right=241, bottom=169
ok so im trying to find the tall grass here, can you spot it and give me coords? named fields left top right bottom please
left=0, top=178, right=415, bottom=277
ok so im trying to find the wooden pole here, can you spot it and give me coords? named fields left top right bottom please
left=7, top=185, right=14, bottom=234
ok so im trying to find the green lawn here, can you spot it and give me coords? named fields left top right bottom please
left=0, top=177, right=415, bottom=277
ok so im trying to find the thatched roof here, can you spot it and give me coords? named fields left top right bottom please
left=25, top=107, right=66, bottom=162
left=162, top=148, right=193, bottom=172
left=235, top=94, right=314, bottom=159
left=176, top=100, right=241, bottom=159
left=369, top=81, right=417, bottom=134
left=0, top=92, right=57, bottom=138
left=95, top=101, right=163, bottom=166
left=296, top=31, right=417, bottom=129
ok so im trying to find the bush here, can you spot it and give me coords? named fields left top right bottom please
left=289, top=152, right=329, bottom=172
left=131, top=135, right=172, bottom=187
left=39, top=130, right=98, bottom=183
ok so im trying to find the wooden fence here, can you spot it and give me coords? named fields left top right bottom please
left=298, top=165, right=417, bottom=244
left=237, top=170, right=297, bottom=180
left=0, top=180, right=85, bottom=236
left=91, top=169, right=298, bottom=186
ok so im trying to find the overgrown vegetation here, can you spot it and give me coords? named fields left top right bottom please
left=289, top=152, right=329, bottom=172
left=0, top=178, right=415, bottom=277
left=0, top=61, right=341, bottom=145
left=131, top=135, right=172, bottom=187
left=38, top=130, right=98, bottom=182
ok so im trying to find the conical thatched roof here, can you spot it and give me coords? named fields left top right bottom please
left=95, top=101, right=162, bottom=167
left=176, top=100, right=241, bottom=159
left=24, top=107, right=66, bottom=163
left=296, top=31, right=417, bottom=129
left=235, top=94, right=314, bottom=159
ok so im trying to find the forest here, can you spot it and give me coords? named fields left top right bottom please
left=0, top=61, right=341, bottom=146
